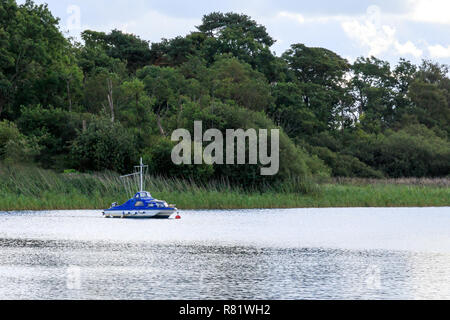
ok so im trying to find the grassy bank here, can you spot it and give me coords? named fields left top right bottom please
left=0, top=166, right=448, bottom=211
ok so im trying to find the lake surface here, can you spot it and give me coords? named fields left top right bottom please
left=0, top=208, right=449, bottom=300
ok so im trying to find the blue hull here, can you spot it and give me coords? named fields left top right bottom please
left=103, top=208, right=177, bottom=219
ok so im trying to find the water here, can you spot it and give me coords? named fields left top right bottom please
left=0, top=208, right=449, bottom=300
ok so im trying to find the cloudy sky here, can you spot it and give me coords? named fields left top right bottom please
left=19, top=0, right=450, bottom=66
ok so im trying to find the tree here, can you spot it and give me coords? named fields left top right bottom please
left=282, top=44, right=351, bottom=132
left=308, top=145, right=384, bottom=178
left=169, top=100, right=330, bottom=187
left=70, top=118, right=138, bottom=173
left=143, top=137, right=214, bottom=181
left=121, top=78, right=145, bottom=110
left=0, top=120, right=40, bottom=163
left=409, top=80, right=449, bottom=131
left=119, top=78, right=159, bottom=137
left=137, top=66, right=187, bottom=136
left=196, top=12, right=279, bottom=81
left=149, top=34, right=206, bottom=67
left=0, top=0, right=74, bottom=119
left=390, top=59, right=417, bottom=128
left=197, top=12, right=274, bottom=46
left=209, top=57, right=273, bottom=111
left=408, top=61, right=450, bottom=134
left=81, top=29, right=151, bottom=74
left=268, top=82, right=324, bottom=137
left=283, top=44, right=350, bottom=88
left=350, top=57, right=396, bottom=132
left=2, top=4, right=450, bottom=181
left=347, top=125, right=450, bottom=177
left=59, top=58, right=83, bottom=113
left=17, top=105, right=83, bottom=168
left=83, top=70, right=124, bottom=122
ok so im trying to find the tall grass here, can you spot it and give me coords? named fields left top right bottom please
left=333, top=177, right=450, bottom=187
left=0, top=165, right=448, bottom=211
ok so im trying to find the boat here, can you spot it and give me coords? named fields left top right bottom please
left=103, top=158, right=179, bottom=219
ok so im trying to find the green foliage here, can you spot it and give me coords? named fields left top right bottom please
left=83, top=69, right=123, bottom=116
left=137, top=65, right=186, bottom=113
left=197, top=12, right=275, bottom=47
left=150, top=34, right=206, bottom=67
left=349, top=125, right=450, bottom=178
left=81, top=29, right=151, bottom=74
left=0, top=0, right=77, bottom=119
left=195, top=12, right=279, bottom=80
left=0, top=165, right=448, bottom=211
left=1, top=1, right=449, bottom=185
left=268, top=82, right=325, bottom=137
left=143, top=137, right=214, bottom=181
left=0, top=120, right=40, bottom=163
left=310, top=146, right=384, bottom=178
left=210, top=57, right=273, bottom=111
left=63, top=169, right=78, bottom=174
left=17, top=105, right=83, bottom=168
left=283, top=44, right=350, bottom=86
left=409, top=78, right=449, bottom=133
left=281, top=44, right=352, bottom=131
left=70, top=118, right=138, bottom=173
left=167, top=100, right=330, bottom=188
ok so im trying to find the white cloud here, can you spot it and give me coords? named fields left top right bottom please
left=276, top=11, right=305, bottom=24
left=409, top=0, right=450, bottom=25
left=341, top=6, right=396, bottom=56
left=275, top=11, right=353, bottom=25
left=428, top=44, right=450, bottom=58
left=50, top=0, right=447, bottom=65
left=93, top=10, right=200, bottom=43
left=395, top=41, right=423, bottom=58
left=341, top=5, right=423, bottom=58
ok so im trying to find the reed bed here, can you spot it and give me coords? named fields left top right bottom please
left=0, top=165, right=448, bottom=211
left=332, top=177, right=450, bottom=187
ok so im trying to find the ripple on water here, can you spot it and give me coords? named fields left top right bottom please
left=0, top=208, right=449, bottom=299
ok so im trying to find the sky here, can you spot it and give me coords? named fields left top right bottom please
left=18, top=0, right=450, bottom=67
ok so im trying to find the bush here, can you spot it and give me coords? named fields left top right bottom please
left=143, top=137, right=214, bottom=181
left=165, top=100, right=329, bottom=189
left=350, top=125, right=450, bottom=177
left=0, top=120, right=40, bottom=164
left=70, top=118, right=138, bottom=173
left=17, top=105, right=87, bottom=168
left=310, top=145, right=384, bottom=178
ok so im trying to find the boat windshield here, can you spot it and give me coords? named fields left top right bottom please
left=135, top=201, right=145, bottom=207
left=135, top=192, right=151, bottom=199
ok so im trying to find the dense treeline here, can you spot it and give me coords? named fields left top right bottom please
left=0, top=0, right=449, bottom=189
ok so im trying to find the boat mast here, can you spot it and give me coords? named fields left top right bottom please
left=140, top=157, right=144, bottom=192
left=121, top=158, right=147, bottom=195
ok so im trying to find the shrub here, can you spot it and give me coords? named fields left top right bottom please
left=70, top=118, right=138, bottom=173
left=143, top=137, right=214, bottom=181
left=350, top=125, right=450, bottom=177
left=17, top=105, right=87, bottom=168
left=0, top=120, right=40, bottom=164
left=166, top=100, right=328, bottom=188
left=311, top=145, right=384, bottom=178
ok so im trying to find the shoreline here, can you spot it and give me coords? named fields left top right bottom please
left=1, top=167, right=448, bottom=211
left=1, top=205, right=449, bottom=213
left=1, top=184, right=448, bottom=211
